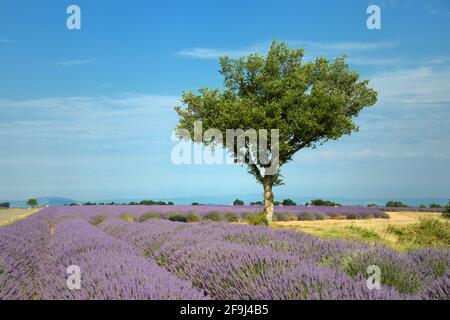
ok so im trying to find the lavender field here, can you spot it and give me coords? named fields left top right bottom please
left=0, top=206, right=449, bottom=300
left=36, top=204, right=389, bottom=221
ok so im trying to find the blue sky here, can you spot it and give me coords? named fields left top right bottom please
left=0, top=0, right=449, bottom=202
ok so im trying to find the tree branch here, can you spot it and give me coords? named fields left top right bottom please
left=249, top=163, right=263, bottom=182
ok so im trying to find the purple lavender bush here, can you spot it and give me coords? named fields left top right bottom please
left=0, top=215, right=50, bottom=299
left=1, top=206, right=448, bottom=300
left=45, top=204, right=388, bottom=221
left=99, top=217, right=449, bottom=299
left=38, top=219, right=205, bottom=300
left=0, top=209, right=205, bottom=300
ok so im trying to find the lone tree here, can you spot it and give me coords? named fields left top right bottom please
left=175, top=41, right=377, bottom=222
left=27, top=198, right=38, bottom=208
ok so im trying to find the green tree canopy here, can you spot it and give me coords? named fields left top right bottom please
left=27, top=198, right=38, bottom=208
left=308, top=199, right=341, bottom=207
left=175, top=41, right=377, bottom=221
left=282, top=199, right=297, bottom=206
left=386, top=200, right=408, bottom=208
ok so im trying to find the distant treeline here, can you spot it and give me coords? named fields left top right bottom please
left=61, top=199, right=446, bottom=209
left=244, top=199, right=342, bottom=207
left=66, top=200, right=175, bottom=206
left=0, top=202, right=10, bottom=208
left=368, top=201, right=444, bottom=208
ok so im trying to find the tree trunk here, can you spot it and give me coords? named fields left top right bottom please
left=263, top=179, right=274, bottom=223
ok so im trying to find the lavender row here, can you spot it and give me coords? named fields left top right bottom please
left=49, top=204, right=388, bottom=221
left=2, top=207, right=448, bottom=299
left=39, top=218, right=205, bottom=299
left=99, top=218, right=449, bottom=299
left=0, top=208, right=205, bottom=300
left=0, top=215, right=50, bottom=299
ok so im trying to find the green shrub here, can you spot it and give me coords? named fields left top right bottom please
left=139, top=211, right=161, bottom=222
left=273, top=212, right=289, bottom=221
left=204, top=212, right=223, bottom=221
left=241, top=212, right=251, bottom=220
left=90, top=215, right=107, bottom=226
left=430, top=203, right=442, bottom=208
left=245, top=213, right=268, bottom=226
left=419, top=204, right=427, bottom=208
left=186, top=212, right=201, bottom=223
left=224, top=212, right=240, bottom=222
left=344, top=225, right=381, bottom=242
left=314, top=212, right=327, bottom=220
left=119, top=213, right=137, bottom=222
left=167, top=212, right=188, bottom=222
left=346, top=213, right=363, bottom=220
left=233, top=199, right=244, bottom=205
left=387, top=218, right=450, bottom=248
left=297, top=212, right=316, bottom=221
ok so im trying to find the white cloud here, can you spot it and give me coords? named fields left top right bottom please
left=178, top=40, right=399, bottom=60
left=348, top=57, right=402, bottom=67
left=298, top=41, right=399, bottom=51
left=179, top=45, right=265, bottom=59
left=0, top=94, right=183, bottom=199
left=370, top=66, right=450, bottom=107
left=52, top=58, right=95, bottom=67
left=0, top=94, right=180, bottom=146
left=0, top=38, right=14, bottom=43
